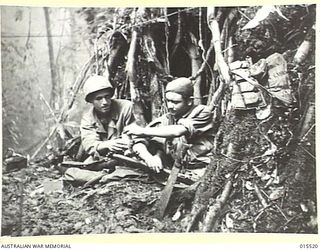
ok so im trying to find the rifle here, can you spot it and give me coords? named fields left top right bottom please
left=108, top=152, right=194, bottom=185
left=61, top=152, right=195, bottom=187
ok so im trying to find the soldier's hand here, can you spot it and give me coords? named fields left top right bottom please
left=144, top=155, right=163, bottom=173
left=123, top=123, right=145, bottom=136
left=99, top=139, right=128, bottom=153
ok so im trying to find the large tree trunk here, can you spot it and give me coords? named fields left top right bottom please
left=107, top=31, right=128, bottom=81
left=141, top=27, right=168, bottom=120
left=126, top=9, right=148, bottom=126
left=185, top=7, right=235, bottom=232
left=44, top=7, right=59, bottom=110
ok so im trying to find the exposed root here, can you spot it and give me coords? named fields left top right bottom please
left=202, top=178, right=233, bottom=232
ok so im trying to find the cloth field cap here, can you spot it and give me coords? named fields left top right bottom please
left=165, top=77, right=193, bottom=98
left=83, top=75, right=114, bottom=102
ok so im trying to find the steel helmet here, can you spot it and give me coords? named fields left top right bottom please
left=83, top=75, right=114, bottom=102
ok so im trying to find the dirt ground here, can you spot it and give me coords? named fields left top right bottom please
left=2, top=121, right=317, bottom=236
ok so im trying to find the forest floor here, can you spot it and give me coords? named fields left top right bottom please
left=2, top=116, right=317, bottom=236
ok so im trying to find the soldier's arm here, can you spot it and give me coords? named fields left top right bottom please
left=126, top=124, right=188, bottom=138
left=132, top=143, right=163, bottom=173
left=81, top=115, right=129, bottom=156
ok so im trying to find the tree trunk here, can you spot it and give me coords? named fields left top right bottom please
left=126, top=9, right=147, bottom=126
left=207, top=7, right=230, bottom=86
left=185, top=32, right=202, bottom=105
left=186, top=156, right=233, bottom=232
left=107, top=31, right=128, bottom=80
left=150, top=74, right=163, bottom=120
left=44, top=7, right=59, bottom=110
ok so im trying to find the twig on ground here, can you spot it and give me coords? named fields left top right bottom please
left=255, top=187, right=289, bottom=223
left=254, top=183, right=268, bottom=208
left=280, top=215, right=300, bottom=231
left=255, top=203, right=274, bottom=221
left=220, top=153, right=248, bottom=163
left=298, top=144, right=315, bottom=160
left=274, top=203, right=289, bottom=221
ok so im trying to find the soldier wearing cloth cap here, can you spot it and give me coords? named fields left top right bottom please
left=125, top=77, right=217, bottom=180
left=80, top=75, right=134, bottom=162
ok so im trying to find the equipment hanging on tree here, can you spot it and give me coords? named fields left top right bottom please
left=230, top=60, right=267, bottom=110
left=230, top=53, right=295, bottom=111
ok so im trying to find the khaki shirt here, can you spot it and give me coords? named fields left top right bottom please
left=80, top=99, right=134, bottom=156
left=144, top=105, right=217, bottom=165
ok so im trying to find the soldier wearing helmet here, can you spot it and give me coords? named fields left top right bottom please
left=80, top=75, right=134, bottom=161
left=125, top=77, right=217, bottom=180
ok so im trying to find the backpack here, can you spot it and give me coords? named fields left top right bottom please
left=230, top=53, right=295, bottom=111
left=230, top=60, right=267, bottom=110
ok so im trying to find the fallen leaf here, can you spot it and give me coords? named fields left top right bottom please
left=30, top=186, right=44, bottom=197
left=306, top=200, right=316, bottom=214
left=225, top=213, right=234, bottom=229
left=245, top=181, right=255, bottom=191
left=172, top=210, right=181, bottom=222
left=261, top=143, right=277, bottom=157
left=307, top=215, right=317, bottom=229
left=269, top=187, right=285, bottom=201
left=300, top=203, right=308, bottom=213
left=253, top=166, right=263, bottom=177
left=73, top=222, right=83, bottom=231
left=221, top=220, right=230, bottom=233
left=261, top=174, right=271, bottom=181
left=225, top=173, right=231, bottom=179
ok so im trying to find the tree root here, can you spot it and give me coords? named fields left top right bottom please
left=186, top=205, right=206, bottom=232
left=202, top=178, right=233, bottom=232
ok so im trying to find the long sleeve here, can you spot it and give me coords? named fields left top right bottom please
left=80, top=109, right=105, bottom=156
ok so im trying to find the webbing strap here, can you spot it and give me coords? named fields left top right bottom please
left=232, top=69, right=292, bottom=105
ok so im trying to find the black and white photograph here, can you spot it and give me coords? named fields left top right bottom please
left=1, top=4, right=317, bottom=237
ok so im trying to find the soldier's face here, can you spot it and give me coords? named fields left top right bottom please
left=90, top=89, right=113, bottom=114
left=166, top=92, right=191, bottom=118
